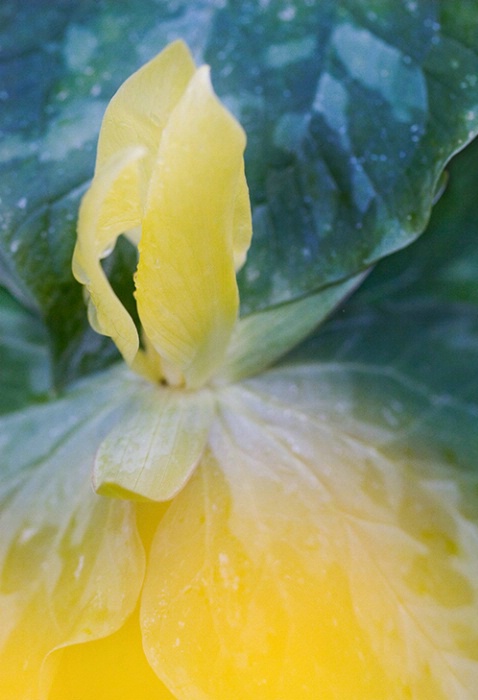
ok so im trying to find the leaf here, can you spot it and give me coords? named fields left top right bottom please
left=0, top=366, right=145, bottom=698
left=0, top=287, right=51, bottom=414
left=288, top=301, right=478, bottom=470
left=2, top=1, right=478, bottom=382
left=218, top=271, right=366, bottom=383
left=140, top=304, right=478, bottom=698
left=356, top=135, right=478, bottom=307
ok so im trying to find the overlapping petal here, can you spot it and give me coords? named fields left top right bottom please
left=136, top=66, right=249, bottom=389
left=73, top=40, right=251, bottom=388
left=0, top=369, right=145, bottom=698
left=72, top=147, right=144, bottom=367
left=94, top=381, right=214, bottom=502
left=140, top=367, right=478, bottom=699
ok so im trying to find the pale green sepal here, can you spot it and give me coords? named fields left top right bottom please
left=0, top=367, right=145, bottom=699
left=217, top=272, right=367, bottom=384
left=94, top=384, right=215, bottom=502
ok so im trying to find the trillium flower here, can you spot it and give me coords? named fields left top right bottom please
left=72, top=40, right=252, bottom=392
left=2, top=40, right=478, bottom=700
left=71, top=39, right=349, bottom=504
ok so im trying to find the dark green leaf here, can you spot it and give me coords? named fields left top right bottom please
left=288, top=299, right=478, bottom=473
left=0, top=287, right=51, bottom=413
left=356, top=136, right=478, bottom=306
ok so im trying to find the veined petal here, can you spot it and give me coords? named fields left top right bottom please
left=72, top=147, right=144, bottom=366
left=96, top=39, right=196, bottom=184
left=140, top=370, right=478, bottom=699
left=0, top=368, right=145, bottom=699
left=135, top=66, right=250, bottom=389
left=94, top=382, right=214, bottom=502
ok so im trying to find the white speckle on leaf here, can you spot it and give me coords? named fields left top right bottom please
left=64, top=25, right=98, bottom=72
left=332, top=23, right=428, bottom=123
left=266, top=37, right=316, bottom=69
left=278, top=5, right=296, bottom=21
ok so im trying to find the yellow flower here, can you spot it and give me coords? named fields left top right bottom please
left=2, top=39, right=478, bottom=700
left=71, top=40, right=336, bottom=504
left=72, top=39, right=252, bottom=391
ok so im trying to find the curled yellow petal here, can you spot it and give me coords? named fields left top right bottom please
left=0, top=371, right=145, bottom=699
left=73, top=40, right=252, bottom=386
left=135, top=66, right=249, bottom=388
left=72, top=147, right=144, bottom=365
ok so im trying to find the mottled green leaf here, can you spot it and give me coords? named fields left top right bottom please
left=219, top=271, right=366, bottom=383
left=2, top=0, right=478, bottom=382
left=0, top=287, right=51, bottom=414
left=357, top=136, right=478, bottom=306
left=288, top=301, right=478, bottom=471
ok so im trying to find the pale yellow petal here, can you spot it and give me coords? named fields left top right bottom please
left=0, top=370, right=145, bottom=699
left=135, top=66, right=249, bottom=389
left=94, top=383, right=214, bottom=502
left=96, top=39, right=196, bottom=188
left=140, top=374, right=478, bottom=699
left=232, top=164, right=252, bottom=270
left=72, top=147, right=144, bottom=365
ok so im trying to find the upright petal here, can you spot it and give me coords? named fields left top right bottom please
left=135, top=67, right=250, bottom=389
left=231, top=165, right=253, bottom=271
left=73, top=40, right=199, bottom=375
left=96, top=40, right=196, bottom=185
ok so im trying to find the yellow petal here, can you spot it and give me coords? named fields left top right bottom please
left=73, top=41, right=198, bottom=373
left=72, top=147, right=143, bottom=365
left=94, top=383, right=214, bottom=502
left=232, top=164, right=253, bottom=271
left=0, top=371, right=145, bottom=699
left=135, top=66, right=250, bottom=389
left=49, top=608, right=177, bottom=700
left=96, top=40, right=196, bottom=186
left=140, top=374, right=478, bottom=699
